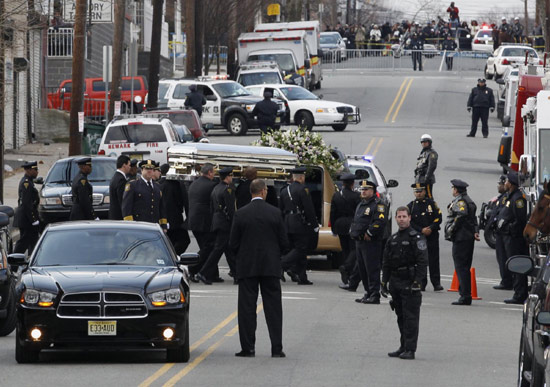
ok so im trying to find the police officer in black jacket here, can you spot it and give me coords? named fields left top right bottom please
left=441, top=34, right=457, bottom=70
left=184, top=84, right=207, bottom=117
left=350, top=180, right=386, bottom=304
left=108, top=155, right=130, bottom=220
left=121, top=159, right=168, bottom=229
left=381, top=206, right=428, bottom=360
left=279, top=167, right=318, bottom=285
left=252, top=90, right=280, bottom=133
left=496, top=172, right=529, bottom=304
left=127, top=159, right=139, bottom=181
left=196, top=167, right=236, bottom=285
left=70, top=157, right=96, bottom=221
left=13, top=161, right=40, bottom=254
left=330, top=173, right=361, bottom=286
left=467, top=78, right=495, bottom=138
left=491, top=175, right=513, bottom=290
left=444, top=179, right=479, bottom=305
left=407, top=183, right=443, bottom=291
left=158, top=163, right=190, bottom=255
left=409, top=32, right=424, bottom=71
left=414, top=134, right=438, bottom=199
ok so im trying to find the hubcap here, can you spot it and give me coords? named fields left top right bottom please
left=230, top=118, right=242, bottom=134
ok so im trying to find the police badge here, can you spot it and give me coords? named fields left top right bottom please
left=365, top=207, right=371, bottom=215
left=417, top=237, right=427, bottom=250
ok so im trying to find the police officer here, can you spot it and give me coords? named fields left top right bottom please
left=330, top=173, right=361, bottom=287
left=121, top=159, right=168, bottom=229
left=279, top=167, right=318, bottom=285
left=414, top=134, right=438, bottom=199
left=184, top=84, right=207, bottom=117
left=252, top=90, right=279, bottom=133
left=467, top=78, right=495, bottom=138
left=407, top=183, right=443, bottom=291
left=13, top=161, right=40, bottom=254
left=409, top=32, right=423, bottom=71
left=441, top=34, right=457, bottom=70
left=350, top=180, right=386, bottom=304
left=496, top=172, right=528, bottom=304
left=444, top=179, right=480, bottom=305
left=127, top=159, right=139, bottom=181
left=492, top=175, right=513, bottom=290
left=109, top=155, right=130, bottom=220
left=235, top=167, right=258, bottom=209
left=70, top=157, right=96, bottom=221
left=512, top=17, right=524, bottom=43
left=152, top=162, right=162, bottom=182
left=196, top=167, right=237, bottom=285
left=381, top=206, right=428, bottom=360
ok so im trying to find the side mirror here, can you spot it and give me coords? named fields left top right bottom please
left=354, top=169, right=370, bottom=179
left=7, top=253, right=27, bottom=266
left=318, top=94, right=324, bottom=99
left=202, top=123, right=214, bottom=132
left=537, top=311, right=550, bottom=325
left=506, top=255, right=534, bottom=275
left=519, top=154, right=535, bottom=187
left=502, top=115, right=511, bottom=128
left=387, top=179, right=399, bottom=188
left=496, top=78, right=505, bottom=85
left=206, top=95, right=217, bottom=101
left=60, top=88, right=65, bottom=99
left=178, top=252, right=200, bottom=266
left=34, top=177, right=44, bottom=185
left=497, top=135, right=512, bottom=165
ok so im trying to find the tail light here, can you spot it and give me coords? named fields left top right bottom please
left=539, top=60, right=544, bottom=65
left=502, top=59, right=509, bottom=65
left=97, top=149, right=105, bottom=155
left=474, top=39, right=480, bottom=44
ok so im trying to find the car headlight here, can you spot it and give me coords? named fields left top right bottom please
left=103, top=195, right=110, bottom=204
left=134, top=95, right=142, bottom=103
left=244, top=104, right=255, bottom=112
left=316, top=107, right=337, bottom=113
left=41, top=197, right=62, bottom=205
left=21, top=289, right=57, bottom=307
left=149, top=289, right=185, bottom=306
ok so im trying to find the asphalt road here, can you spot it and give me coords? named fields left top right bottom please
left=0, top=70, right=522, bottom=386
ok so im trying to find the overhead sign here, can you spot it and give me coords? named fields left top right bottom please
left=267, top=3, right=280, bottom=16
left=63, top=0, right=114, bottom=24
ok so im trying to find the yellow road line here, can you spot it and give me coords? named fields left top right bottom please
left=391, top=78, right=414, bottom=123
left=372, top=138, right=384, bottom=157
left=384, top=78, right=408, bottom=123
left=363, top=138, right=376, bottom=155
left=139, top=310, right=238, bottom=387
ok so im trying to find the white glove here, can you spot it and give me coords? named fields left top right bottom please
left=313, top=227, right=320, bottom=233
left=32, top=220, right=39, bottom=226
left=95, top=217, right=100, bottom=221
left=167, top=223, right=170, bottom=230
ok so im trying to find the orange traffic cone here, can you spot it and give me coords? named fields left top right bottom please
left=447, top=270, right=459, bottom=292
left=470, top=267, right=482, bottom=300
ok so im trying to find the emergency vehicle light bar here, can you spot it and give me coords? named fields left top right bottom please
left=256, top=27, right=315, bottom=32
left=240, top=36, right=302, bottom=43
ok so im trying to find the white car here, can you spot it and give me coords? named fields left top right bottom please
left=236, top=61, right=284, bottom=86
left=472, top=28, right=493, bottom=52
left=320, top=32, right=347, bottom=62
left=245, top=84, right=360, bottom=132
left=485, top=45, right=541, bottom=80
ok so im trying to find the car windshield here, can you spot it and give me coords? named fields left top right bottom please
left=163, top=112, right=199, bottom=130
left=477, top=30, right=492, bottom=38
left=33, top=228, right=174, bottom=267
left=346, top=165, right=377, bottom=185
left=239, top=72, right=282, bottom=86
left=248, top=54, right=295, bottom=73
left=280, top=87, right=318, bottom=101
left=45, top=159, right=116, bottom=185
left=104, top=123, right=167, bottom=145
left=173, top=125, right=194, bottom=142
left=320, top=34, right=339, bottom=44
left=211, top=82, right=250, bottom=98
left=502, top=48, right=537, bottom=57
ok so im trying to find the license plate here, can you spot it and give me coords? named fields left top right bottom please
left=88, top=321, right=117, bottom=336
left=275, top=117, right=281, bottom=123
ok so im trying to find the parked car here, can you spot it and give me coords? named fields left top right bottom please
left=38, top=156, right=116, bottom=225
left=236, top=61, right=284, bottom=86
left=472, top=27, right=494, bottom=52
left=495, top=67, right=519, bottom=121
left=143, top=109, right=209, bottom=141
left=12, top=221, right=199, bottom=363
left=485, top=45, right=540, bottom=79
left=97, top=115, right=183, bottom=164
left=245, top=83, right=360, bottom=131
left=320, top=32, right=347, bottom=62
left=47, top=76, right=148, bottom=117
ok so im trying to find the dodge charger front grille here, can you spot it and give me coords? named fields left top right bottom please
left=57, top=292, right=147, bottom=319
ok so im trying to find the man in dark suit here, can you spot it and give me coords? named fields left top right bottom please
left=188, top=163, right=218, bottom=278
left=235, top=167, right=257, bottom=209
left=14, top=161, right=40, bottom=254
left=229, top=179, right=290, bottom=358
left=127, top=159, right=139, bottom=181
left=70, top=157, right=96, bottom=221
left=109, top=155, right=130, bottom=220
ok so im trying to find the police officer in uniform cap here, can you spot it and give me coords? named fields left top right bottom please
left=496, top=172, right=528, bottom=304
left=70, top=157, right=96, bottom=221
left=407, top=183, right=443, bottom=291
left=121, top=159, right=168, bottom=229
left=381, top=206, right=428, bottom=360
left=467, top=78, right=495, bottom=138
left=196, top=167, right=237, bottom=285
left=414, top=134, right=438, bottom=199
left=14, top=161, right=40, bottom=254
left=252, top=90, right=280, bottom=133
left=127, top=159, right=140, bottom=181
left=350, top=179, right=386, bottom=304
left=444, top=179, right=479, bottom=305
left=330, top=173, right=361, bottom=286
left=491, top=175, right=513, bottom=290
left=279, top=166, right=318, bottom=285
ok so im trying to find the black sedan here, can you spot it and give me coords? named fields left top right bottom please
left=11, top=221, right=198, bottom=363
left=38, top=156, right=116, bottom=225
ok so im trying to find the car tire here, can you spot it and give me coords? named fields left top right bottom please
left=295, top=111, right=314, bottom=131
left=484, top=65, right=493, bottom=80
left=15, top=330, right=40, bottom=363
left=0, top=282, right=17, bottom=337
left=532, top=357, right=545, bottom=387
left=226, top=114, right=248, bottom=136
left=518, top=332, right=532, bottom=387
left=166, top=314, right=190, bottom=363
left=337, top=52, right=342, bottom=63
left=494, top=66, right=501, bottom=80
left=332, top=124, right=347, bottom=131
left=483, top=228, right=496, bottom=249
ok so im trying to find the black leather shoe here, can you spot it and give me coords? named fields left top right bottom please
left=286, top=271, right=300, bottom=283
left=233, top=278, right=238, bottom=285
left=493, top=284, right=513, bottom=290
left=466, top=134, right=475, bottom=137
left=212, top=277, right=224, bottom=283
left=339, top=265, right=349, bottom=285
left=399, top=351, right=415, bottom=360
left=452, top=297, right=472, bottom=305
left=235, top=350, right=255, bottom=357
left=363, top=296, right=380, bottom=304
left=483, top=135, right=488, bottom=138
left=388, top=348, right=404, bottom=358
left=297, top=279, right=313, bottom=285
left=189, top=275, right=199, bottom=283
left=339, top=283, right=357, bottom=292
left=272, top=351, right=286, bottom=358
left=196, top=273, right=212, bottom=285
left=355, top=296, right=369, bottom=304
left=504, top=298, right=524, bottom=305
left=433, top=285, right=444, bottom=292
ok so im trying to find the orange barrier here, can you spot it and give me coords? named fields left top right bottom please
left=470, top=267, right=482, bottom=300
left=447, top=270, right=459, bottom=292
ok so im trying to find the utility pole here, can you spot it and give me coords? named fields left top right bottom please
left=546, top=0, right=550, bottom=52
left=69, top=0, right=87, bottom=156
left=346, top=0, right=350, bottom=24
left=227, top=0, right=237, bottom=79
left=525, top=0, right=529, bottom=38
left=194, top=0, right=203, bottom=76
left=185, top=0, right=195, bottom=77
left=109, top=0, right=125, bottom=121
left=147, top=0, right=164, bottom=109
left=0, top=0, right=4, bottom=202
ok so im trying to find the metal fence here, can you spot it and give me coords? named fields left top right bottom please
left=320, top=49, right=490, bottom=73
left=48, top=27, right=74, bottom=57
